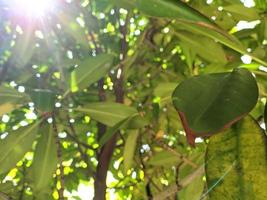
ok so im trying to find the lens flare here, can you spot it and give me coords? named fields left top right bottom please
left=13, top=0, right=55, bottom=19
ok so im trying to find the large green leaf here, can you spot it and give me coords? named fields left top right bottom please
left=64, top=54, right=114, bottom=97
left=136, top=0, right=213, bottom=25
left=31, top=124, right=57, bottom=193
left=0, top=86, right=28, bottom=116
left=0, top=122, right=39, bottom=174
left=123, top=130, right=139, bottom=172
left=172, top=68, right=258, bottom=145
left=205, top=116, right=267, bottom=200
left=75, top=102, right=137, bottom=126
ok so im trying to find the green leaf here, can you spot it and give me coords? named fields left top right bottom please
left=136, top=0, right=213, bottom=25
left=174, top=31, right=227, bottom=64
left=123, top=115, right=150, bottom=129
left=223, top=4, right=260, bottom=21
left=29, top=89, right=55, bottom=112
left=148, top=150, right=181, bottom=166
left=173, top=22, right=267, bottom=66
left=98, top=117, right=130, bottom=147
left=75, top=102, right=137, bottom=126
left=123, top=130, right=139, bottom=172
left=0, top=86, right=28, bottom=116
left=0, top=122, right=39, bottom=174
left=205, top=116, right=267, bottom=200
left=172, top=68, right=258, bottom=145
left=178, top=175, right=204, bottom=200
left=64, top=54, right=114, bottom=97
left=31, top=124, right=57, bottom=193
left=154, top=82, right=178, bottom=103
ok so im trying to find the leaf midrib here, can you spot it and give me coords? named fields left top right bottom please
left=36, top=125, right=53, bottom=190
left=76, top=107, right=134, bottom=119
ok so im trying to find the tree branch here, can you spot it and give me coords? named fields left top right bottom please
left=52, top=115, right=65, bottom=200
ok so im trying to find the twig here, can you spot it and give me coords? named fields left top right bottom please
left=153, top=166, right=205, bottom=200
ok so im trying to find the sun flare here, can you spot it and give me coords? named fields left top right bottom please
left=13, top=0, right=55, bottom=19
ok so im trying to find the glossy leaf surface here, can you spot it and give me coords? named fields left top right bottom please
left=172, top=68, right=258, bottom=144
left=136, top=0, right=213, bottom=25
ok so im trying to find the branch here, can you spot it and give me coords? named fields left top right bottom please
left=153, top=165, right=205, bottom=200
left=94, top=9, right=129, bottom=200
left=52, top=115, right=65, bottom=200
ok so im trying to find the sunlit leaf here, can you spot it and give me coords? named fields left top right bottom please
left=31, top=124, right=57, bottom=193
left=123, top=130, right=139, bottom=172
left=148, top=150, right=181, bottom=166
left=75, top=102, right=137, bottom=126
left=0, top=86, right=29, bottom=116
left=174, top=31, right=227, bottom=64
left=205, top=116, right=267, bottom=200
left=64, top=54, right=114, bottom=97
left=0, top=121, right=39, bottom=174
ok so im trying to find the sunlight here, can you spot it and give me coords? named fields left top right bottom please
left=13, top=0, right=55, bottom=19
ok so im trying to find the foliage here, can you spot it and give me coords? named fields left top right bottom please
left=0, top=0, right=266, bottom=200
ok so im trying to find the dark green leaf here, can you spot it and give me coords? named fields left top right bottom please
left=172, top=68, right=258, bottom=144
left=136, top=0, right=213, bottom=25
left=29, top=89, right=55, bottom=112
left=205, top=116, right=267, bottom=200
